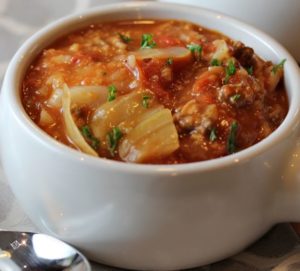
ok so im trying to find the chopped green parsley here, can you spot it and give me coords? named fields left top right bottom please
left=272, top=59, right=286, bottom=74
left=142, top=94, right=151, bottom=108
left=81, top=125, right=100, bottom=150
left=246, top=66, right=253, bottom=75
left=224, top=59, right=236, bottom=84
left=141, top=33, right=156, bottom=48
left=107, top=84, right=117, bottom=102
left=187, top=44, right=202, bottom=60
left=211, top=58, right=220, bottom=66
left=209, top=128, right=217, bottom=142
left=227, top=121, right=238, bottom=154
left=230, top=94, right=241, bottom=104
left=166, top=57, right=173, bottom=65
left=118, top=33, right=132, bottom=43
left=107, top=127, right=123, bottom=156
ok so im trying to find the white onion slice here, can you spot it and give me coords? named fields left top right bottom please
left=62, top=84, right=98, bottom=157
left=48, top=85, right=108, bottom=108
left=134, top=47, right=191, bottom=60
left=211, top=40, right=230, bottom=62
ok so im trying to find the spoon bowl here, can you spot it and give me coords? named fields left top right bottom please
left=0, top=231, right=91, bottom=271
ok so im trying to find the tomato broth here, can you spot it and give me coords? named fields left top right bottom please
left=22, top=20, right=288, bottom=164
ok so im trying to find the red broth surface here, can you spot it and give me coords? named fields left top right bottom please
left=22, top=19, right=288, bottom=164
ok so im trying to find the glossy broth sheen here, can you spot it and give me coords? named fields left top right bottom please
left=22, top=20, right=288, bottom=164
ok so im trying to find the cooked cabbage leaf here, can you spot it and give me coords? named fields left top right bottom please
left=90, top=91, right=179, bottom=162
left=91, top=91, right=163, bottom=140
left=119, top=108, right=179, bottom=163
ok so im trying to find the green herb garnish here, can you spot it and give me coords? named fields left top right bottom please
left=272, top=59, right=286, bottom=74
left=118, top=33, right=132, bottom=43
left=166, top=57, right=173, bottom=65
left=211, top=58, right=220, bottom=66
left=224, top=59, right=236, bottom=84
left=230, top=94, right=241, bottom=104
left=81, top=125, right=100, bottom=150
left=227, top=121, right=238, bottom=154
left=209, top=128, right=217, bottom=142
left=142, top=94, right=151, bottom=108
left=107, top=127, right=123, bottom=156
left=187, top=44, right=202, bottom=60
left=81, top=125, right=92, bottom=139
left=107, top=84, right=117, bottom=102
left=246, top=66, right=253, bottom=75
left=141, top=33, right=156, bottom=48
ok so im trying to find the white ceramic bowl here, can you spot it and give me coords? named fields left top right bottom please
left=1, top=2, right=300, bottom=270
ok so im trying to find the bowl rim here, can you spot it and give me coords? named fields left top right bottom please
left=3, top=1, right=300, bottom=175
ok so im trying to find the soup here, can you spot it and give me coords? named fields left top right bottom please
left=22, top=19, right=288, bottom=164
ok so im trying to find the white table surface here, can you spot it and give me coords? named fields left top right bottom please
left=1, top=1, right=300, bottom=270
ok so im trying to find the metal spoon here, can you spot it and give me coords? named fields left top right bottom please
left=0, top=231, right=91, bottom=271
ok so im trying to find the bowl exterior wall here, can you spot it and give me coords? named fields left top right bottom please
left=0, top=94, right=296, bottom=269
